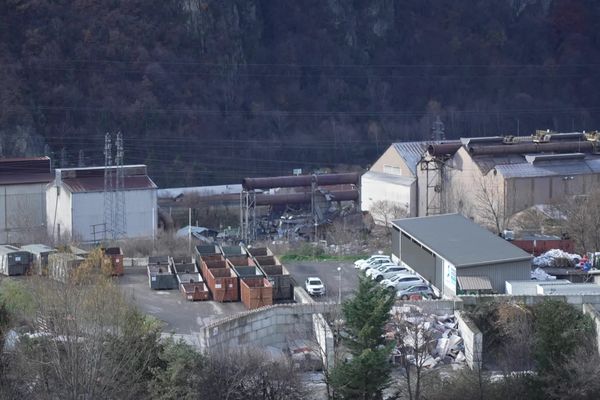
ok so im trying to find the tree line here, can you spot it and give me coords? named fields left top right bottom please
left=2, top=1, right=600, bottom=186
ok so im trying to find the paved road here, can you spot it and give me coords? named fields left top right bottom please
left=285, top=260, right=359, bottom=303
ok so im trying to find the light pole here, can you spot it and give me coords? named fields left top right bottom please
left=337, top=266, right=342, bottom=304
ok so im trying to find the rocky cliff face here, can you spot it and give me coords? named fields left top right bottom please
left=3, top=0, right=600, bottom=186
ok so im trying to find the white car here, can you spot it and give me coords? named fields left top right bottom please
left=384, top=274, right=425, bottom=291
left=305, top=277, right=326, bottom=296
left=359, top=260, right=396, bottom=273
left=358, top=258, right=393, bottom=272
left=365, top=263, right=396, bottom=277
left=354, top=255, right=390, bottom=269
left=370, top=265, right=412, bottom=282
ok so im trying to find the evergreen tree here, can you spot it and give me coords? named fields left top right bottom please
left=329, top=274, right=395, bottom=400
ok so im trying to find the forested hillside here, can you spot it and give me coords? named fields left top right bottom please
left=1, top=0, right=600, bottom=186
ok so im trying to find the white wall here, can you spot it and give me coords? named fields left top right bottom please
left=46, top=185, right=73, bottom=242
left=0, top=183, right=47, bottom=242
left=443, top=259, right=457, bottom=297
left=71, top=189, right=157, bottom=242
left=361, top=174, right=416, bottom=219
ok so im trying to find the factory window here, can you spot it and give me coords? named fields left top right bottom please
left=383, top=165, right=402, bottom=175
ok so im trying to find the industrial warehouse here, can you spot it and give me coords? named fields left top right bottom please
left=362, top=131, right=600, bottom=231
left=3, top=131, right=600, bottom=400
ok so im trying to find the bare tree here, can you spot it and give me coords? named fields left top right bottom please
left=389, top=309, right=437, bottom=400
left=7, top=276, right=162, bottom=400
left=556, top=191, right=600, bottom=253
left=370, top=200, right=408, bottom=232
left=473, top=175, right=510, bottom=235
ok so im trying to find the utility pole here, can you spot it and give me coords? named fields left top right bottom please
left=114, top=132, right=126, bottom=239
left=103, top=133, right=113, bottom=240
left=78, top=149, right=85, bottom=167
left=432, top=115, right=445, bottom=141
left=188, top=208, right=192, bottom=255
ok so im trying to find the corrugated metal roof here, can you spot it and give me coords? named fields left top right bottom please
left=390, top=140, right=461, bottom=175
left=392, top=142, right=429, bottom=175
left=62, top=175, right=157, bottom=193
left=392, top=214, right=532, bottom=267
left=361, top=170, right=415, bottom=186
left=495, top=160, right=596, bottom=178
left=457, top=276, right=493, bottom=290
left=0, top=157, right=52, bottom=185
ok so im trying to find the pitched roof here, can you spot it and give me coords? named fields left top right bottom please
left=392, top=214, right=532, bottom=267
left=61, top=176, right=156, bottom=193
left=0, top=157, right=52, bottom=185
left=57, top=165, right=157, bottom=193
left=495, top=157, right=600, bottom=178
left=392, top=141, right=460, bottom=175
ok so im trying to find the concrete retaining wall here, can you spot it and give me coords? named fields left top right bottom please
left=200, top=303, right=336, bottom=350
left=455, top=310, right=482, bottom=369
left=313, top=313, right=335, bottom=368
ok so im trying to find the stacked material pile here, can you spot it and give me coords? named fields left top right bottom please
left=532, top=249, right=581, bottom=268
left=387, top=306, right=466, bottom=369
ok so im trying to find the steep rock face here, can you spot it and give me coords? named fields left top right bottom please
left=3, top=0, right=600, bottom=186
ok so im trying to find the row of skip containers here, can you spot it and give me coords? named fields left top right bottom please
left=195, top=244, right=293, bottom=310
left=146, top=255, right=210, bottom=301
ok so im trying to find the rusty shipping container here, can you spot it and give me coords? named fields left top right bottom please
left=240, top=277, right=273, bottom=310
left=226, top=255, right=256, bottom=267
left=180, top=281, right=210, bottom=301
left=510, top=237, right=575, bottom=256
left=205, top=267, right=239, bottom=302
left=102, top=247, right=124, bottom=276
left=198, top=255, right=226, bottom=280
left=176, top=269, right=209, bottom=301
left=248, top=247, right=294, bottom=301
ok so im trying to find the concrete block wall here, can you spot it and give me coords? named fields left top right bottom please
left=455, top=310, right=483, bottom=369
left=313, top=313, right=335, bottom=369
left=201, top=303, right=337, bottom=350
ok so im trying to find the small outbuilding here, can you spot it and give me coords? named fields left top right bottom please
left=391, top=214, right=532, bottom=296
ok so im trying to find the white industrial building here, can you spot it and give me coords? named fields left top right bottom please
left=0, top=157, right=53, bottom=243
left=46, top=165, right=157, bottom=242
left=361, top=141, right=458, bottom=222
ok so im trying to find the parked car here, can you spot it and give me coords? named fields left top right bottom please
left=379, top=271, right=420, bottom=289
left=385, top=274, right=427, bottom=292
left=371, top=265, right=412, bottom=282
left=354, top=254, right=390, bottom=269
left=305, top=277, right=326, bottom=296
left=365, top=262, right=396, bottom=277
left=396, top=284, right=435, bottom=300
left=358, top=258, right=393, bottom=272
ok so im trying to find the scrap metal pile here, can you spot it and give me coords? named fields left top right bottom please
left=532, top=249, right=581, bottom=268
left=387, top=306, right=466, bottom=369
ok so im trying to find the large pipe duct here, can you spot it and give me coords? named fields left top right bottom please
left=468, top=141, right=595, bottom=156
left=427, top=143, right=462, bottom=157
left=254, top=189, right=359, bottom=206
left=242, top=173, right=359, bottom=190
